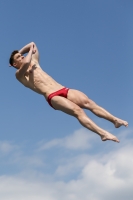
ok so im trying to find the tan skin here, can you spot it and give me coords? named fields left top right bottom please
left=12, top=42, right=128, bottom=143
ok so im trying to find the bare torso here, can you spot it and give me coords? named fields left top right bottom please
left=16, top=60, right=64, bottom=99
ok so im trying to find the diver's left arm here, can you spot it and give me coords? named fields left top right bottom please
left=19, top=42, right=39, bottom=63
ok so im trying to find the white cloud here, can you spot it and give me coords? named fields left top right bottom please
left=0, top=175, right=56, bottom=200
left=78, top=145, right=133, bottom=200
left=55, top=154, right=90, bottom=176
left=0, top=129, right=133, bottom=200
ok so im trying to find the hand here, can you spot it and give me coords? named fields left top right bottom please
left=32, top=44, right=36, bottom=54
left=30, top=44, right=36, bottom=54
left=33, top=49, right=36, bottom=54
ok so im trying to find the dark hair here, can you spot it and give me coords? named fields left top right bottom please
left=9, top=50, right=19, bottom=66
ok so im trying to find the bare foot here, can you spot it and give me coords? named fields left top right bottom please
left=101, top=133, right=120, bottom=143
left=114, top=118, right=128, bottom=128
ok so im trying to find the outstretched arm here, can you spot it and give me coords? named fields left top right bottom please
left=19, top=42, right=39, bottom=63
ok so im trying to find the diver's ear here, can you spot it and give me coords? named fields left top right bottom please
left=13, top=62, right=17, bottom=67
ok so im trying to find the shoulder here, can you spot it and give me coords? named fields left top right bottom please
left=15, top=70, right=27, bottom=86
left=15, top=70, right=19, bottom=78
left=15, top=70, right=22, bottom=80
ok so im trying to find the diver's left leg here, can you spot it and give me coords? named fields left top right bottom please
left=67, top=89, right=128, bottom=128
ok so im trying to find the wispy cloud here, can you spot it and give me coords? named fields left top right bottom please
left=55, top=153, right=91, bottom=177
left=38, top=128, right=95, bottom=151
left=0, top=141, right=45, bottom=169
left=0, top=141, right=17, bottom=154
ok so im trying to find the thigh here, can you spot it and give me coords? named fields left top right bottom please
left=51, top=95, right=83, bottom=117
left=67, top=89, right=91, bottom=107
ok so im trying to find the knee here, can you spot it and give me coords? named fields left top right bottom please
left=73, top=106, right=84, bottom=118
left=83, top=99, right=96, bottom=110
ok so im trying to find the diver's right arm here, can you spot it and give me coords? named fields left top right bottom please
left=16, top=45, right=34, bottom=79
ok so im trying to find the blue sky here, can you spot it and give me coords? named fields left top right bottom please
left=0, top=1, right=133, bottom=199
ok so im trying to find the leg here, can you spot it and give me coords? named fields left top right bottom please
left=51, top=96, right=119, bottom=142
left=67, top=89, right=128, bottom=128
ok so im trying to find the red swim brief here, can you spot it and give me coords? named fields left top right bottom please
left=47, top=87, right=69, bottom=109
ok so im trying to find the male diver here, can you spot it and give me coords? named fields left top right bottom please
left=9, top=42, right=128, bottom=143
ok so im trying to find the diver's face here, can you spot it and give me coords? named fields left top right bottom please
left=13, top=53, right=24, bottom=69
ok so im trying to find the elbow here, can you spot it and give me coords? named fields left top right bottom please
left=24, top=59, right=30, bottom=65
left=31, top=41, right=35, bottom=46
left=23, top=56, right=31, bottom=65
